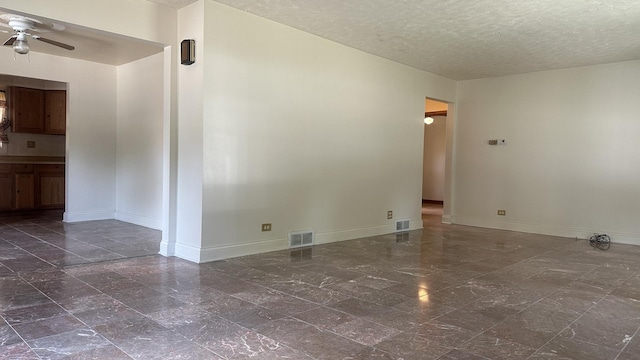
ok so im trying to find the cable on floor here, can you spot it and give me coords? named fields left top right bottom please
left=589, top=233, right=610, bottom=250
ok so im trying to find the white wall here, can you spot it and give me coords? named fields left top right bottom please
left=0, top=0, right=176, bottom=46
left=422, top=116, right=446, bottom=201
left=453, top=60, right=640, bottom=245
left=183, top=1, right=456, bottom=262
left=171, top=1, right=205, bottom=260
left=0, top=47, right=117, bottom=221
left=1, top=0, right=178, bottom=244
left=115, top=53, right=164, bottom=229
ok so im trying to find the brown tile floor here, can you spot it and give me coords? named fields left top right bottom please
left=2, top=208, right=640, bottom=359
left=0, top=211, right=161, bottom=270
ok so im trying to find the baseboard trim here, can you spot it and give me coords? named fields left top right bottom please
left=197, top=237, right=289, bottom=263
left=173, top=242, right=203, bottom=263
left=451, top=215, right=640, bottom=246
left=441, top=215, right=452, bottom=224
left=159, top=240, right=175, bottom=257
left=63, top=210, right=115, bottom=223
left=115, top=211, right=161, bottom=230
left=177, top=220, right=423, bottom=263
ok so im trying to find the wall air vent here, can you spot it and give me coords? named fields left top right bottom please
left=395, top=219, right=410, bottom=232
left=289, top=230, right=314, bottom=248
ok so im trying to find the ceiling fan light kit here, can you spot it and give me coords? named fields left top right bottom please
left=12, top=33, right=29, bottom=54
left=1, top=14, right=74, bottom=56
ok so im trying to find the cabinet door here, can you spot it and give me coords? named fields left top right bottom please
left=15, top=173, right=35, bottom=209
left=11, top=87, right=45, bottom=133
left=39, top=175, right=65, bottom=208
left=44, top=90, right=66, bottom=135
left=0, top=173, right=12, bottom=210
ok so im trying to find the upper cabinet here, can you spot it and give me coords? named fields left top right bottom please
left=9, top=86, right=66, bottom=135
left=10, top=87, right=44, bottom=133
left=44, top=90, right=67, bottom=135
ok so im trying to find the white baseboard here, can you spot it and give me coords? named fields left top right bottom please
left=410, top=219, right=424, bottom=231
left=441, top=215, right=452, bottom=224
left=316, top=224, right=391, bottom=245
left=159, top=240, right=175, bottom=257
left=173, top=242, right=203, bottom=263
left=197, top=237, right=289, bottom=263
left=173, top=220, right=423, bottom=263
left=63, top=210, right=115, bottom=223
left=115, top=211, right=162, bottom=230
left=451, top=215, right=640, bottom=246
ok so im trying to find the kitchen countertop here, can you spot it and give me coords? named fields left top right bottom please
left=0, top=156, right=65, bottom=165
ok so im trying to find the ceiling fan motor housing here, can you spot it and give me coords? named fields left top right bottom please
left=8, top=18, right=34, bottom=32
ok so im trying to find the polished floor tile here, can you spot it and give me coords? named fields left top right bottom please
left=1, top=204, right=640, bottom=359
left=0, top=211, right=160, bottom=271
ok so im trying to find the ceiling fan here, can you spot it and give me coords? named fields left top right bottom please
left=1, top=14, right=74, bottom=55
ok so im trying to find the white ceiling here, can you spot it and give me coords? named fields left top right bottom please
left=4, top=1, right=640, bottom=80
left=0, top=9, right=164, bottom=65
left=208, top=0, right=640, bottom=80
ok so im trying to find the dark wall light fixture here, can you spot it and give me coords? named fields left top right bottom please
left=181, top=39, right=195, bottom=65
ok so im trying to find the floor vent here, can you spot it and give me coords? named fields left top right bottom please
left=289, top=230, right=314, bottom=248
left=395, top=219, right=410, bottom=232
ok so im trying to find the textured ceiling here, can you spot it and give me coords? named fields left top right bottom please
left=4, top=0, right=640, bottom=79
left=209, top=0, right=640, bottom=80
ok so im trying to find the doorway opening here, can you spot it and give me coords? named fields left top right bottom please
left=422, top=98, right=448, bottom=224
left=0, top=73, right=162, bottom=270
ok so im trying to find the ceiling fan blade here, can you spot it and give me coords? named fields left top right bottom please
left=32, top=36, right=74, bottom=50
left=3, top=35, right=16, bottom=46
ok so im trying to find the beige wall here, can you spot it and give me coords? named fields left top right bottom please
left=454, top=59, right=640, bottom=245
left=0, top=46, right=117, bottom=221
left=173, top=1, right=205, bottom=259
left=0, top=0, right=177, bottom=245
left=422, top=115, right=446, bottom=201
left=116, top=53, right=165, bottom=229
left=182, top=1, right=457, bottom=262
left=0, top=0, right=176, bottom=45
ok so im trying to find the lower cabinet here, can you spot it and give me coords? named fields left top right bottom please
left=37, top=165, right=65, bottom=208
left=0, top=163, right=65, bottom=211
left=14, top=164, right=35, bottom=209
left=0, top=164, right=12, bottom=210
left=15, top=173, right=35, bottom=209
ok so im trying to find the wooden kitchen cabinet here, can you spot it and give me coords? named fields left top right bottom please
left=10, top=87, right=45, bottom=133
left=0, top=161, right=65, bottom=212
left=44, top=90, right=67, bottom=134
left=0, top=164, right=12, bottom=210
left=36, top=164, right=65, bottom=208
left=14, top=164, right=35, bottom=209
left=9, top=87, right=66, bottom=135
